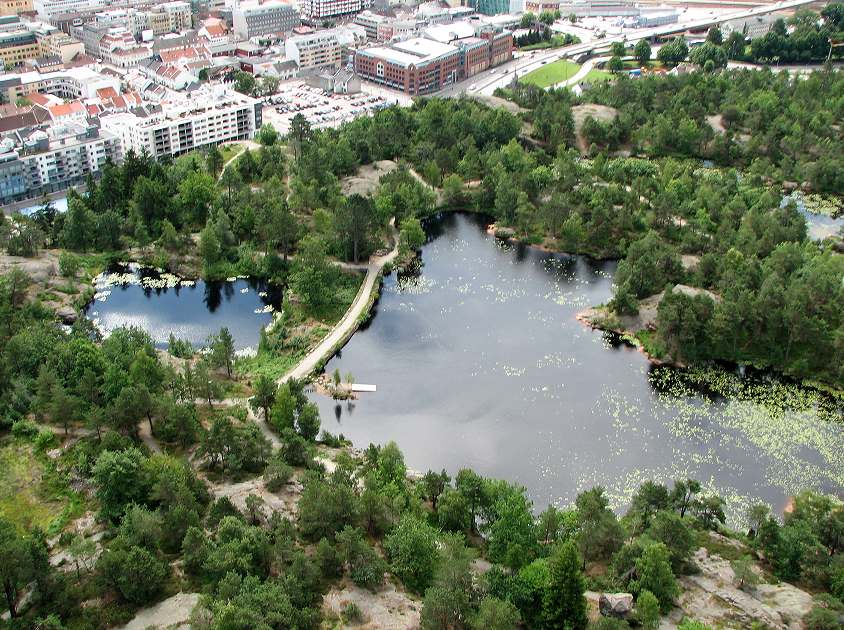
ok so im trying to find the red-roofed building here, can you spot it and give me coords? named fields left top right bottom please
left=47, top=100, right=87, bottom=122
left=159, top=45, right=209, bottom=65
left=95, top=86, right=118, bottom=100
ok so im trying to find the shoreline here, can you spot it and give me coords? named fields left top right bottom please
left=574, top=305, right=683, bottom=369
left=484, top=222, right=621, bottom=261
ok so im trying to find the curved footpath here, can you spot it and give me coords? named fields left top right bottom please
left=277, top=224, right=398, bottom=385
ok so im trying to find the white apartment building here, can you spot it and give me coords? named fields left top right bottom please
left=0, top=120, right=120, bottom=202
left=284, top=25, right=365, bottom=71
left=100, top=88, right=262, bottom=159
left=353, top=10, right=385, bottom=40
left=34, top=0, right=105, bottom=20
left=0, top=66, right=120, bottom=103
left=299, top=0, right=371, bottom=21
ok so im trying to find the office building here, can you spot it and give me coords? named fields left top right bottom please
left=286, top=31, right=340, bottom=71
left=355, top=37, right=460, bottom=95
left=355, top=25, right=512, bottom=94
left=0, top=0, right=33, bottom=16
left=353, top=10, right=386, bottom=40
left=0, top=21, right=84, bottom=68
left=34, top=0, right=106, bottom=20
left=232, top=1, right=300, bottom=39
left=469, top=0, right=509, bottom=17
left=299, top=0, right=371, bottom=21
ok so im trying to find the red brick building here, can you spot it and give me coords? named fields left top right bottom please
left=355, top=37, right=460, bottom=95
left=355, top=28, right=513, bottom=94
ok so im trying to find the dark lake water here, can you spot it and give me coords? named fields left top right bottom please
left=310, top=213, right=844, bottom=523
left=86, top=264, right=282, bottom=351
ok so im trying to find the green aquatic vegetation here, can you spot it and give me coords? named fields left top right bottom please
left=572, top=365, right=843, bottom=526
left=649, top=367, right=844, bottom=520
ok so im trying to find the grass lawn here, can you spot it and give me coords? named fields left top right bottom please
left=584, top=68, right=614, bottom=83
left=520, top=59, right=581, bottom=88
left=0, top=439, right=81, bottom=533
left=219, top=143, right=244, bottom=164
left=621, top=60, right=664, bottom=70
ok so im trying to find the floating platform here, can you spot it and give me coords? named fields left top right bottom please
left=351, top=383, right=377, bottom=393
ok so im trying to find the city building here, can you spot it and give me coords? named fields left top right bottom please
left=285, top=26, right=366, bottom=71
left=468, top=0, right=509, bottom=17
left=299, top=0, right=371, bottom=22
left=524, top=0, right=561, bottom=13
left=232, top=1, right=300, bottom=39
left=147, top=1, right=192, bottom=35
left=100, top=87, right=261, bottom=158
left=76, top=24, right=152, bottom=67
left=39, top=29, right=84, bottom=62
left=355, top=22, right=512, bottom=94
left=0, top=65, right=120, bottom=103
left=0, top=0, right=33, bottom=16
left=305, top=67, right=360, bottom=93
left=632, top=9, right=678, bottom=28
left=355, top=37, right=460, bottom=95
left=722, top=13, right=780, bottom=40
left=0, top=118, right=120, bottom=203
left=354, top=10, right=386, bottom=40
left=34, top=0, right=106, bottom=20
left=0, top=20, right=84, bottom=69
left=139, top=59, right=195, bottom=89
left=561, top=0, right=638, bottom=18
left=0, top=30, right=41, bottom=68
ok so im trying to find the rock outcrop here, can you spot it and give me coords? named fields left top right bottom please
left=600, top=593, right=634, bottom=619
left=671, top=547, right=813, bottom=630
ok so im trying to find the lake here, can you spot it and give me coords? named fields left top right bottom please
left=309, top=213, right=843, bottom=523
left=86, top=264, right=282, bottom=352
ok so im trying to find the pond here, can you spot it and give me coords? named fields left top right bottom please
left=782, top=191, right=844, bottom=241
left=309, top=213, right=844, bottom=523
left=17, top=196, right=69, bottom=216
left=87, top=264, right=282, bottom=352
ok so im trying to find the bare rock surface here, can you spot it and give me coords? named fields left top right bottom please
left=323, top=580, right=421, bottom=629
left=120, top=592, right=200, bottom=630
left=208, top=475, right=302, bottom=521
left=673, top=547, right=813, bottom=630
left=0, top=252, right=59, bottom=282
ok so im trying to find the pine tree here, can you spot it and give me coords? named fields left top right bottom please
left=631, top=543, right=679, bottom=613
left=543, top=540, right=588, bottom=630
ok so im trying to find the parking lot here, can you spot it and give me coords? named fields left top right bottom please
left=260, top=80, right=401, bottom=134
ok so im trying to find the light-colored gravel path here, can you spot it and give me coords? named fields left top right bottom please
left=277, top=223, right=398, bottom=386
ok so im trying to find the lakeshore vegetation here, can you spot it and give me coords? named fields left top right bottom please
left=0, top=15, right=843, bottom=625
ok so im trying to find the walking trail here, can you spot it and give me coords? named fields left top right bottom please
left=276, top=220, right=399, bottom=386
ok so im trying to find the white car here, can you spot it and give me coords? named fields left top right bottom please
left=490, top=69, right=497, bottom=74
left=469, top=84, right=477, bottom=90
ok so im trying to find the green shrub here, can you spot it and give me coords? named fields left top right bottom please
left=11, top=419, right=39, bottom=439
left=342, top=602, right=363, bottom=623
left=34, top=429, right=57, bottom=451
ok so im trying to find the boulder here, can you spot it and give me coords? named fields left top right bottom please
left=600, top=593, right=634, bottom=619
left=55, top=306, right=77, bottom=323
left=585, top=591, right=601, bottom=623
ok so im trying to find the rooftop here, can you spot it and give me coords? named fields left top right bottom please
left=362, top=37, right=458, bottom=66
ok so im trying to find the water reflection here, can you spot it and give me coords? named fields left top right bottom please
left=86, top=265, right=282, bottom=350
left=308, top=213, right=844, bottom=522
